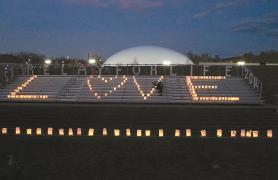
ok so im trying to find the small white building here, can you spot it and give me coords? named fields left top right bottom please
left=104, top=45, right=193, bottom=66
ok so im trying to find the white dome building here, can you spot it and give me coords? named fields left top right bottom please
left=104, top=46, right=193, bottom=66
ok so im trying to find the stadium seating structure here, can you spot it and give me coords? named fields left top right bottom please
left=0, top=75, right=261, bottom=104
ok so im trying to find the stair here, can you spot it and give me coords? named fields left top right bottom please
left=56, top=76, right=85, bottom=102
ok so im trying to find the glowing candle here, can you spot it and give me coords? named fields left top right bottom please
left=231, top=130, right=237, bottom=137
left=186, top=129, right=191, bottom=137
left=114, top=129, right=120, bottom=136
left=15, top=127, right=20, bottom=135
left=59, top=128, right=64, bottom=136
left=126, top=129, right=131, bottom=136
left=145, top=130, right=151, bottom=137
left=2, top=128, right=7, bottom=135
left=252, top=131, right=259, bottom=138
left=103, top=128, right=108, bottom=136
left=48, top=127, right=53, bottom=136
left=68, top=128, right=73, bottom=136
left=217, top=129, right=222, bottom=137
left=77, top=128, right=82, bottom=136
left=159, top=129, right=164, bottom=137
left=246, top=130, right=252, bottom=137
left=200, top=130, right=206, bottom=137
left=36, top=128, right=42, bottom=135
left=267, top=130, right=273, bottom=138
left=137, top=130, right=142, bottom=137
left=240, top=129, right=246, bottom=137
left=26, top=128, right=32, bottom=135
left=88, top=128, right=94, bottom=136
left=175, top=129, right=180, bottom=137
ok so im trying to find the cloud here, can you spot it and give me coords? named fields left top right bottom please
left=231, top=21, right=264, bottom=33
left=262, top=12, right=278, bottom=27
left=64, top=0, right=108, bottom=7
left=116, top=0, right=164, bottom=11
left=266, top=30, right=278, bottom=37
left=64, top=0, right=166, bottom=11
left=231, top=12, right=278, bottom=37
left=215, top=0, right=251, bottom=9
left=193, top=10, right=210, bottom=19
left=193, top=0, right=263, bottom=19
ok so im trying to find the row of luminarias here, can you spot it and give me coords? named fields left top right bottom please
left=87, top=76, right=128, bottom=99
left=186, top=76, right=240, bottom=102
left=7, top=75, right=48, bottom=99
left=133, top=75, right=164, bottom=100
left=0, top=128, right=273, bottom=138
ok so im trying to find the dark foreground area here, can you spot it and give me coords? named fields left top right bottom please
left=0, top=137, right=277, bottom=180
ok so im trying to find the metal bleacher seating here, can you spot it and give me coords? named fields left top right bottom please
left=0, top=76, right=29, bottom=100
left=191, top=78, right=261, bottom=104
left=0, top=76, right=73, bottom=101
left=0, top=75, right=262, bottom=104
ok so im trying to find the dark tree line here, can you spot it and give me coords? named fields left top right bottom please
left=224, top=50, right=278, bottom=63
left=1, top=50, right=278, bottom=65
left=186, top=50, right=278, bottom=64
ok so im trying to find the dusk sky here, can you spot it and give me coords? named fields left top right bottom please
left=0, top=0, right=278, bottom=59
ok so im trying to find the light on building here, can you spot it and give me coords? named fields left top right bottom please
left=45, top=59, right=52, bottom=65
left=162, top=60, right=171, bottom=66
left=237, top=61, right=245, bottom=66
left=89, top=59, right=96, bottom=64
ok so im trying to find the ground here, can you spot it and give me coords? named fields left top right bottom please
left=0, top=137, right=277, bottom=180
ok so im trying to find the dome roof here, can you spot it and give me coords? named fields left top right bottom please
left=104, top=46, right=193, bottom=66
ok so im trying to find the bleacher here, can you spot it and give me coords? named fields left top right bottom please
left=0, top=75, right=261, bottom=104
left=191, top=78, right=260, bottom=104
left=0, top=76, right=29, bottom=99
left=0, top=76, right=73, bottom=101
